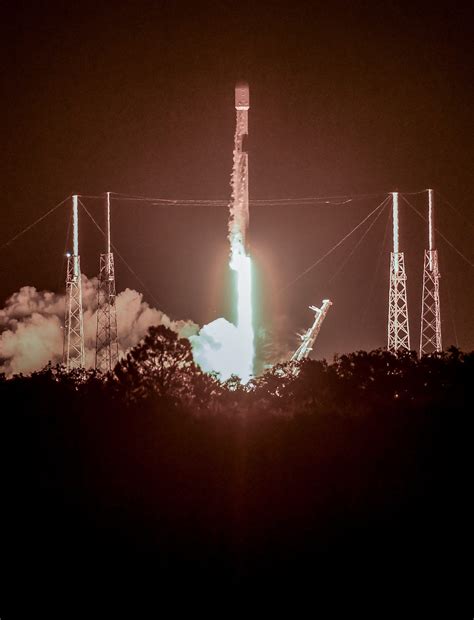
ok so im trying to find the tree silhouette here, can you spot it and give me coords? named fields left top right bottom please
left=0, top=332, right=471, bottom=604
left=114, top=324, right=203, bottom=404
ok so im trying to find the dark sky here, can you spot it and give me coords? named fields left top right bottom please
left=2, top=1, right=473, bottom=360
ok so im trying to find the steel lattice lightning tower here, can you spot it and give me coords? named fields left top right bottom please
left=63, top=194, right=85, bottom=369
left=419, top=189, right=442, bottom=356
left=387, top=192, right=411, bottom=352
left=95, top=192, right=119, bottom=372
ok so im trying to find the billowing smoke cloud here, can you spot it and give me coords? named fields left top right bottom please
left=0, top=276, right=198, bottom=377
left=190, top=317, right=250, bottom=382
left=0, top=288, right=65, bottom=376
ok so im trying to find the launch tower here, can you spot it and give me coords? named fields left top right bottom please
left=231, top=81, right=250, bottom=248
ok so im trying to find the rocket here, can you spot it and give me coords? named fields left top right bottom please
left=235, top=80, right=249, bottom=145
left=230, top=81, right=250, bottom=250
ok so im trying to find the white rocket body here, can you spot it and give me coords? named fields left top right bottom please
left=230, top=81, right=250, bottom=250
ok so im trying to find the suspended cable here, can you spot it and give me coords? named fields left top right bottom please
left=57, top=209, right=72, bottom=293
left=75, top=194, right=106, bottom=200
left=108, top=197, right=354, bottom=207
left=78, top=199, right=163, bottom=309
left=281, top=197, right=390, bottom=291
left=0, top=195, right=70, bottom=251
left=108, top=191, right=356, bottom=204
left=401, top=189, right=433, bottom=196
left=328, top=196, right=391, bottom=285
left=106, top=194, right=350, bottom=207
left=77, top=193, right=223, bottom=205
left=436, top=190, right=474, bottom=233
left=81, top=191, right=399, bottom=207
left=360, top=204, right=391, bottom=328
left=444, top=256, right=460, bottom=349
left=400, top=195, right=474, bottom=268
left=108, top=193, right=228, bottom=206
left=251, top=191, right=427, bottom=204
left=251, top=198, right=353, bottom=206
left=75, top=189, right=435, bottom=209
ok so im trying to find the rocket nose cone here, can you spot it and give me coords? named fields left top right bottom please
left=235, top=81, right=250, bottom=109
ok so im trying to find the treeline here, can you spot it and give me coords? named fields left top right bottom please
left=0, top=326, right=471, bottom=604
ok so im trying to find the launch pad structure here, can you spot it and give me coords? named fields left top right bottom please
left=291, top=300, right=333, bottom=362
left=59, top=84, right=445, bottom=375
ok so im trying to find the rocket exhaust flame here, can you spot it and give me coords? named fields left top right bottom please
left=229, top=247, right=254, bottom=383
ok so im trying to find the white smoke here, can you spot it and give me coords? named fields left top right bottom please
left=0, top=311, right=64, bottom=376
left=0, top=287, right=65, bottom=376
left=190, top=317, right=250, bottom=382
left=0, top=276, right=198, bottom=377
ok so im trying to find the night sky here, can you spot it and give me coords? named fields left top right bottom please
left=2, top=1, right=473, bottom=361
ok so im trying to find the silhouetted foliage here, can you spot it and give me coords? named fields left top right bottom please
left=0, top=329, right=471, bottom=609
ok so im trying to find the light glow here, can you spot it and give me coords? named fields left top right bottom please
left=428, top=189, right=434, bottom=272
left=392, top=191, right=399, bottom=273
left=106, top=191, right=111, bottom=254
left=230, top=243, right=254, bottom=383
left=428, top=188, right=434, bottom=252
left=72, top=194, right=79, bottom=277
